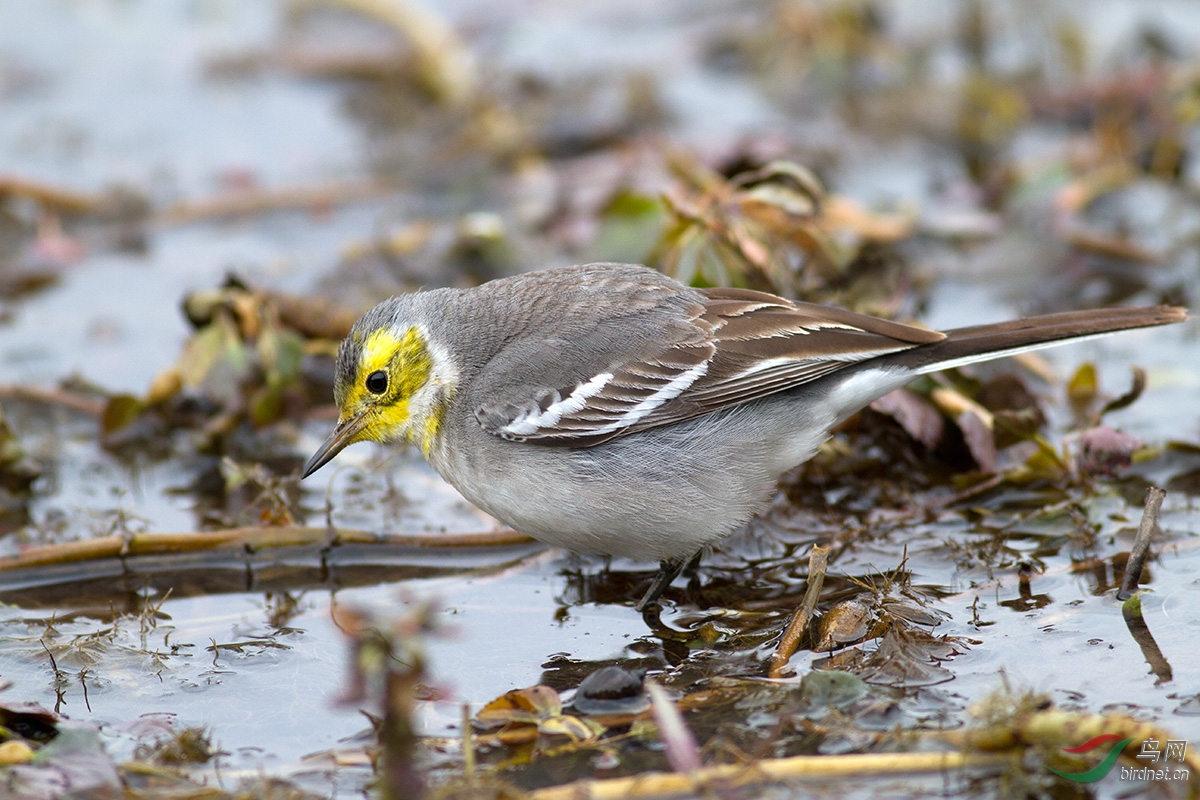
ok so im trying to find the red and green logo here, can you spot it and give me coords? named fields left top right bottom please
left=1049, top=734, right=1133, bottom=782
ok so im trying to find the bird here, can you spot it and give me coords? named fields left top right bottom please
left=301, top=262, right=1186, bottom=611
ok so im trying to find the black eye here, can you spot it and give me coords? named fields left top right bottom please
left=365, top=370, right=388, bottom=394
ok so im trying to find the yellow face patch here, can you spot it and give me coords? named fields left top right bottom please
left=339, top=326, right=439, bottom=447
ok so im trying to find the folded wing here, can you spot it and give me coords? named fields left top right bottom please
left=474, top=286, right=944, bottom=446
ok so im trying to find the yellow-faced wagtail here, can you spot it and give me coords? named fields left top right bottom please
left=303, top=262, right=1186, bottom=609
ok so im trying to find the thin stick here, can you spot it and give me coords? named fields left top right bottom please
left=461, top=703, right=475, bottom=784
left=0, top=384, right=106, bottom=417
left=526, top=751, right=1009, bottom=800
left=157, top=179, right=393, bottom=226
left=0, top=527, right=537, bottom=572
left=1118, top=486, right=1165, bottom=600
left=0, top=175, right=105, bottom=214
left=768, top=544, right=830, bottom=678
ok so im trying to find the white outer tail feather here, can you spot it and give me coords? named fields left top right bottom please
left=910, top=329, right=1123, bottom=375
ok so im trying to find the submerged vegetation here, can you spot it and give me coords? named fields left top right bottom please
left=0, top=1, right=1198, bottom=798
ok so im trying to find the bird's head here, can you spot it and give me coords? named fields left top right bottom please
left=302, top=312, right=456, bottom=478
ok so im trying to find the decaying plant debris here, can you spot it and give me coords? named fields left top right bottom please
left=1, top=1, right=1198, bottom=799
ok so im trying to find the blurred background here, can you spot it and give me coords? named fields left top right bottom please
left=0, top=2, right=1198, bottom=798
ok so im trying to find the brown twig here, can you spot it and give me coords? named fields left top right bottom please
left=929, top=472, right=1006, bottom=509
left=520, top=706, right=1198, bottom=800
left=1065, top=226, right=1161, bottom=264
left=0, top=384, right=107, bottom=417
left=0, top=175, right=106, bottom=214
left=525, top=751, right=1009, bottom=800
left=1118, top=486, right=1166, bottom=600
left=0, top=526, right=536, bottom=572
left=156, top=179, right=394, bottom=226
left=769, top=544, right=830, bottom=678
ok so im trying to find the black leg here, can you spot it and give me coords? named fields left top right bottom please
left=635, top=561, right=682, bottom=611
left=635, top=553, right=702, bottom=611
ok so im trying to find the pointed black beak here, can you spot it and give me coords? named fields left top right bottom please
left=301, top=411, right=371, bottom=478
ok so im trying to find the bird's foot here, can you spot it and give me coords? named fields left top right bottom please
left=634, top=553, right=702, bottom=611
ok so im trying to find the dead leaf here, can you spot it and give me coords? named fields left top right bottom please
left=144, top=367, right=182, bottom=406
left=814, top=599, right=872, bottom=651
left=957, top=410, right=997, bottom=473
left=1100, top=366, right=1146, bottom=416
left=730, top=159, right=824, bottom=218
left=820, top=195, right=915, bottom=242
left=871, top=388, right=944, bottom=449
left=855, top=628, right=958, bottom=687
left=476, top=685, right=562, bottom=729
left=536, top=715, right=601, bottom=741
left=100, top=394, right=144, bottom=436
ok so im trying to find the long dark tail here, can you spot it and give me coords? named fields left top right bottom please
left=887, top=305, right=1187, bottom=375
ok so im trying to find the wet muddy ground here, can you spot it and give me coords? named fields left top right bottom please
left=1, top=2, right=1199, bottom=798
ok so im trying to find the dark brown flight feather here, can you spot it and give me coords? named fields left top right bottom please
left=888, top=305, right=1189, bottom=374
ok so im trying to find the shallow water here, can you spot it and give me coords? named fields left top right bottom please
left=1, top=1, right=1198, bottom=798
